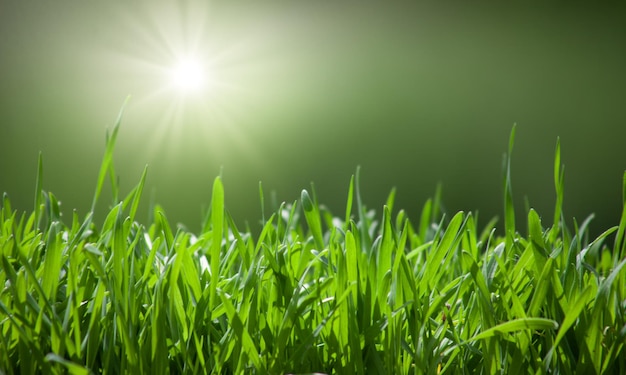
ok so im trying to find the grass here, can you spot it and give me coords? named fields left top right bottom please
left=1, top=106, right=625, bottom=374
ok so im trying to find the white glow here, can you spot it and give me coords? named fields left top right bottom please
left=171, top=59, right=205, bottom=91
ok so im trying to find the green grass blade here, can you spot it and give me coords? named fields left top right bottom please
left=527, top=258, right=555, bottom=317
left=418, top=198, right=432, bottom=243
left=466, top=318, right=558, bottom=343
left=218, top=289, right=263, bottom=370
left=90, top=96, right=130, bottom=212
left=354, top=166, right=372, bottom=251
left=549, top=137, right=564, bottom=244
left=128, top=165, right=148, bottom=224
left=423, top=211, right=464, bottom=290
left=385, top=187, right=396, bottom=214
left=503, top=124, right=516, bottom=249
left=528, top=209, right=548, bottom=275
left=34, top=152, right=44, bottom=229
left=209, top=176, right=224, bottom=313
left=614, top=171, right=626, bottom=259
left=45, top=353, right=90, bottom=375
left=259, top=181, right=265, bottom=224
left=545, top=284, right=594, bottom=367
left=41, top=221, right=63, bottom=300
left=301, top=188, right=324, bottom=250
left=344, top=174, right=355, bottom=228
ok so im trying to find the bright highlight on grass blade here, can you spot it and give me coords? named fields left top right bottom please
left=170, top=59, right=205, bottom=91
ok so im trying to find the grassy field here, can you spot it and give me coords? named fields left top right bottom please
left=1, top=108, right=625, bottom=374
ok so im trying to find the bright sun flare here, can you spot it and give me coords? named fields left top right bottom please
left=171, top=59, right=205, bottom=91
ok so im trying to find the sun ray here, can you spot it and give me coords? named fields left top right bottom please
left=92, top=1, right=280, bottom=178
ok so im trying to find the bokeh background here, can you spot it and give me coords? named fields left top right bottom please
left=1, top=1, right=625, bottom=237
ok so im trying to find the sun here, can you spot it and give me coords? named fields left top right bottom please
left=170, top=58, right=205, bottom=92
left=110, top=1, right=265, bottom=171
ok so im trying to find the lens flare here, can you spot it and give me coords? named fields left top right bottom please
left=104, top=2, right=264, bottom=171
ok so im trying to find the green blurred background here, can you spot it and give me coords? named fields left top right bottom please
left=1, top=2, right=625, bottom=236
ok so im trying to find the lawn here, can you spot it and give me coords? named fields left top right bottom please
left=1, top=107, right=625, bottom=374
